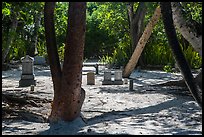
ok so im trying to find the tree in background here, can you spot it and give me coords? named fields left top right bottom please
left=2, top=2, right=201, bottom=70
left=123, top=6, right=161, bottom=77
left=44, top=2, right=86, bottom=122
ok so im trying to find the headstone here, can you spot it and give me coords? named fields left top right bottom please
left=34, top=56, right=46, bottom=65
left=87, top=72, right=95, bottom=85
left=102, top=70, right=113, bottom=85
left=19, top=55, right=36, bottom=87
left=114, top=70, right=123, bottom=85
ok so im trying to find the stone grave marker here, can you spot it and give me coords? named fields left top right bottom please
left=114, top=70, right=123, bottom=85
left=102, top=70, right=113, bottom=85
left=34, top=56, right=46, bottom=65
left=19, top=55, right=36, bottom=87
left=87, top=72, right=95, bottom=85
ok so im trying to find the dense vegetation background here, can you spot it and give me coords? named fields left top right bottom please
left=2, top=2, right=202, bottom=71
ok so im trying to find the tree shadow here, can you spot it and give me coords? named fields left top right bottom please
left=37, top=117, right=115, bottom=135
left=98, top=83, right=190, bottom=98
left=85, top=97, right=201, bottom=135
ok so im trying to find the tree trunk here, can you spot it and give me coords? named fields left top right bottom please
left=160, top=2, right=202, bottom=108
left=123, top=6, right=161, bottom=78
left=2, top=14, right=18, bottom=65
left=27, top=11, right=42, bottom=57
left=171, top=2, right=202, bottom=57
left=127, top=2, right=147, bottom=52
left=45, top=2, right=86, bottom=122
left=44, top=2, right=62, bottom=97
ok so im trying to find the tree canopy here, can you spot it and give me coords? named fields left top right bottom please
left=2, top=2, right=202, bottom=70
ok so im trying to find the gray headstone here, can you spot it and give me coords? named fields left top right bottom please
left=102, top=70, right=113, bottom=85
left=19, top=55, right=36, bottom=87
left=34, top=56, right=46, bottom=65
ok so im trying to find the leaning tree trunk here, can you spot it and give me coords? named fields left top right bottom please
left=160, top=2, right=202, bottom=108
left=123, top=6, right=161, bottom=78
left=171, top=2, right=202, bottom=57
left=45, top=2, right=86, bottom=122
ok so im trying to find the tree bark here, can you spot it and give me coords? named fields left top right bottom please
left=44, top=2, right=62, bottom=97
left=123, top=6, right=161, bottom=78
left=171, top=2, right=202, bottom=57
left=160, top=2, right=202, bottom=108
left=45, top=2, right=86, bottom=122
left=127, top=2, right=147, bottom=52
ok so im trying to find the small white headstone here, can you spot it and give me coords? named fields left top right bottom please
left=21, top=55, right=34, bottom=75
left=114, top=70, right=122, bottom=81
left=102, top=70, right=113, bottom=85
left=19, top=55, right=36, bottom=87
left=113, top=70, right=123, bottom=85
left=104, top=71, right=111, bottom=81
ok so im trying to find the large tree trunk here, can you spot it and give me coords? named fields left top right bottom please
left=160, top=2, right=202, bottom=108
left=44, top=2, right=62, bottom=98
left=171, top=2, right=202, bottom=57
left=45, top=2, right=86, bottom=122
left=2, top=14, right=18, bottom=65
left=123, top=6, right=161, bottom=78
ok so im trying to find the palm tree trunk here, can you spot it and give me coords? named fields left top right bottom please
left=171, top=2, right=202, bottom=57
left=160, top=2, right=202, bottom=108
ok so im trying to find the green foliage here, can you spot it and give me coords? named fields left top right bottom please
left=99, top=55, right=113, bottom=65
left=9, top=36, right=27, bottom=60
left=58, top=43, right=65, bottom=62
left=2, top=2, right=202, bottom=71
left=37, top=41, right=47, bottom=57
left=183, top=45, right=202, bottom=69
left=163, top=63, right=173, bottom=73
left=181, top=2, right=202, bottom=23
left=111, top=47, right=128, bottom=68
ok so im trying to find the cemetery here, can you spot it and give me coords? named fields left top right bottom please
left=2, top=2, right=202, bottom=135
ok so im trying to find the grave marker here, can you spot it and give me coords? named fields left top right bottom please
left=102, top=70, right=113, bottom=85
left=114, top=70, right=123, bottom=85
left=87, top=72, right=95, bottom=85
left=19, top=55, right=36, bottom=87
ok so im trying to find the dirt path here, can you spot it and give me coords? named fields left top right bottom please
left=2, top=65, right=202, bottom=135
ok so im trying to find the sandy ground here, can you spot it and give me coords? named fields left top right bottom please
left=2, top=65, right=202, bottom=135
